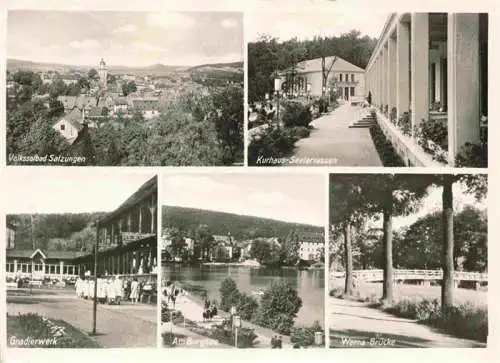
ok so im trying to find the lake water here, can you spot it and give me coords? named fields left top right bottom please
left=163, top=264, right=324, bottom=327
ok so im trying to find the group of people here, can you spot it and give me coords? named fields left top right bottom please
left=202, top=299, right=218, bottom=321
left=75, top=276, right=143, bottom=304
left=162, top=280, right=187, bottom=309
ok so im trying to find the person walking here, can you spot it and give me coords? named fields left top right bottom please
left=130, top=277, right=139, bottom=304
left=114, top=275, right=122, bottom=305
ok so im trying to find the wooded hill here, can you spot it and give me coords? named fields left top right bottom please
left=7, top=213, right=106, bottom=252
left=162, top=205, right=323, bottom=242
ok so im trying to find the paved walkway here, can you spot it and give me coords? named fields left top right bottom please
left=292, top=103, right=383, bottom=166
left=7, top=289, right=156, bottom=348
left=329, top=297, right=486, bottom=348
left=167, top=294, right=292, bottom=348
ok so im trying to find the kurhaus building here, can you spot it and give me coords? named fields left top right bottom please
left=6, top=176, right=158, bottom=283
left=280, top=56, right=365, bottom=102
left=365, top=13, right=488, bottom=166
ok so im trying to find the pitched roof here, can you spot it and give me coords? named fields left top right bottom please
left=59, top=109, right=84, bottom=131
left=99, top=176, right=157, bottom=225
left=6, top=249, right=83, bottom=260
left=294, top=56, right=364, bottom=74
left=57, top=96, right=77, bottom=110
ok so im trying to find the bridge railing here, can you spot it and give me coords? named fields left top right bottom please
left=330, top=269, right=487, bottom=282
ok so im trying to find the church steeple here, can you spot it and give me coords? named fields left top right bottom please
left=98, top=57, right=108, bottom=89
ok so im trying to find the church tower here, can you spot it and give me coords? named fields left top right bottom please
left=98, top=57, right=108, bottom=90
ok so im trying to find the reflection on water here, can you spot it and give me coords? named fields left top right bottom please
left=163, top=264, right=324, bottom=326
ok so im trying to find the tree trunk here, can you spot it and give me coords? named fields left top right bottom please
left=442, top=176, right=454, bottom=311
left=382, top=191, right=394, bottom=304
left=344, top=222, right=353, bottom=295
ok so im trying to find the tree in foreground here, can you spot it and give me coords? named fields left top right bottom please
left=255, top=281, right=302, bottom=335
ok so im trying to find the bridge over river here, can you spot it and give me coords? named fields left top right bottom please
left=330, top=269, right=487, bottom=288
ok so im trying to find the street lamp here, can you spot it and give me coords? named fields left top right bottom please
left=233, top=314, right=241, bottom=348
left=90, top=220, right=100, bottom=336
left=274, top=76, right=281, bottom=129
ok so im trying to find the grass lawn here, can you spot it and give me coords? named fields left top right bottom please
left=329, top=279, right=487, bottom=307
left=7, top=314, right=101, bottom=348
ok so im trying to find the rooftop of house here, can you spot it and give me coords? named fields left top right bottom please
left=58, top=108, right=84, bottom=131
left=99, top=176, right=158, bottom=225
left=288, top=56, right=364, bottom=74
left=6, top=248, right=85, bottom=260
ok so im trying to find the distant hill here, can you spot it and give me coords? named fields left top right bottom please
left=7, top=58, right=239, bottom=76
left=187, top=61, right=243, bottom=73
left=162, top=206, right=324, bottom=242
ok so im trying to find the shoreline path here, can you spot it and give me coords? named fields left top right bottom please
left=163, top=294, right=296, bottom=348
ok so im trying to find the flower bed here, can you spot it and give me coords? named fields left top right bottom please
left=7, top=313, right=100, bottom=348
left=414, top=119, right=448, bottom=164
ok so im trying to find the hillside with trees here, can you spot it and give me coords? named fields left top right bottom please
left=162, top=206, right=323, bottom=242
left=7, top=213, right=106, bottom=252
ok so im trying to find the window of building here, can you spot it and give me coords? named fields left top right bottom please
left=339, top=74, right=343, bottom=82
left=350, top=87, right=355, bottom=96
left=345, top=74, right=349, bottom=82
left=60, top=124, right=65, bottom=131
left=351, top=74, right=355, bottom=83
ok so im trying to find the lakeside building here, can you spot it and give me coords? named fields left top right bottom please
left=298, top=241, right=324, bottom=262
left=364, top=13, right=488, bottom=166
left=5, top=176, right=158, bottom=283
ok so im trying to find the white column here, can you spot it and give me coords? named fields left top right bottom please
left=385, top=42, right=391, bottom=112
left=377, top=56, right=382, bottom=106
left=59, top=261, right=64, bottom=280
left=435, top=61, right=441, bottom=103
left=397, top=20, right=410, bottom=117
left=447, top=13, right=480, bottom=164
left=388, top=34, right=397, bottom=114
left=14, top=259, right=18, bottom=273
left=381, top=48, right=386, bottom=109
left=411, top=13, right=429, bottom=135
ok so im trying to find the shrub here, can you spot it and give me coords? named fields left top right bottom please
left=212, top=322, right=258, bottom=348
left=369, top=122, right=405, bottom=167
left=290, top=321, right=323, bottom=347
left=314, top=98, right=329, bottom=114
left=455, top=142, right=488, bottom=168
left=386, top=299, right=487, bottom=342
left=247, top=127, right=297, bottom=166
left=290, top=126, right=310, bottom=139
left=255, top=281, right=303, bottom=335
left=219, top=277, right=241, bottom=312
left=237, top=293, right=259, bottom=321
left=282, top=101, right=313, bottom=128
left=396, top=111, right=412, bottom=136
left=162, top=304, right=185, bottom=324
left=389, top=107, right=397, bottom=123
left=162, top=332, right=188, bottom=347
left=417, top=119, right=448, bottom=150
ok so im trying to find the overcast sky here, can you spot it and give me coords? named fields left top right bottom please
left=247, top=11, right=388, bottom=42
left=7, top=11, right=243, bottom=67
left=2, top=169, right=155, bottom=214
left=162, top=174, right=325, bottom=226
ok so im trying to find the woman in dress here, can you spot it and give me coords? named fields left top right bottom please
left=130, top=277, right=139, bottom=304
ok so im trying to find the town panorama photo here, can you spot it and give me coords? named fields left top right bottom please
left=6, top=11, right=244, bottom=166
